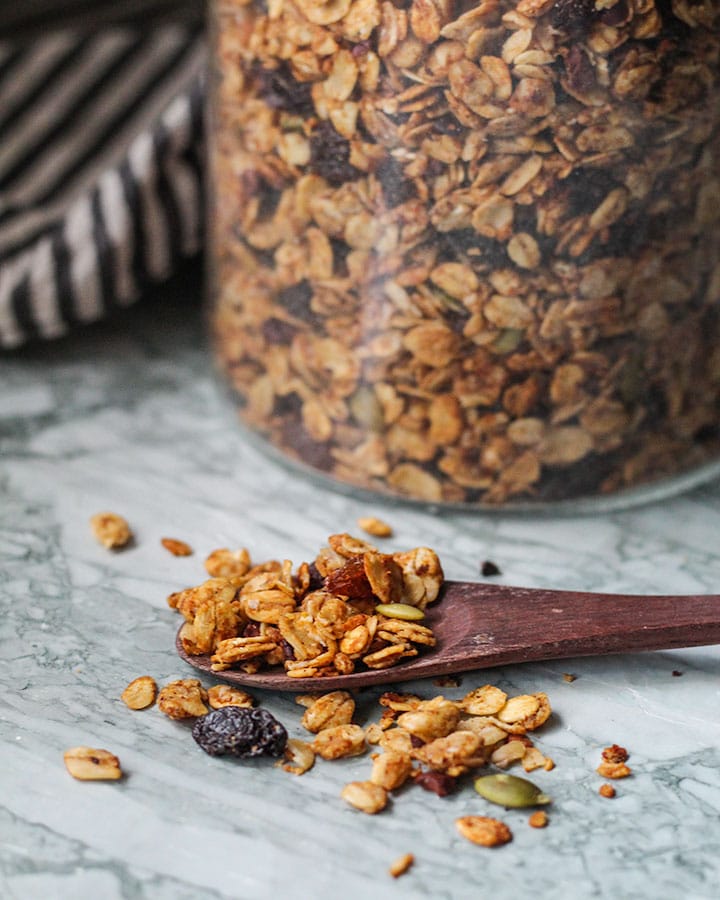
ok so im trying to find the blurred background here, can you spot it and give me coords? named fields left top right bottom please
left=0, top=0, right=207, bottom=349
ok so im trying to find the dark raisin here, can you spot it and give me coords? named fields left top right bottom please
left=309, top=121, right=361, bottom=187
left=261, top=317, right=297, bottom=345
left=564, top=45, right=596, bottom=94
left=280, top=639, right=296, bottom=660
left=192, top=707, right=288, bottom=758
left=410, top=734, right=425, bottom=749
left=415, top=771, right=457, bottom=796
left=672, top=670, right=683, bottom=677
left=563, top=167, right=619, bottom=217
left=550, top=0, right=598, bottom=34
left=251, top=62, right=314, bottom=116
left=243, top=622, right=262, bottom=637
left=481, top=560, right=502, bottom=577
left=276, top=281, right=314, bottom=322
left=307, top=561, right=325, bottom=591
left=376, top=156, right=416, bottom=208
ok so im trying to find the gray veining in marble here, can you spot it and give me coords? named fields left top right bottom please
left=1, top=282, right=719, bottom=900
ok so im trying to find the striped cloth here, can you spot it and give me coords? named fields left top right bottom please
left=0, top=22, right=206, bottom=349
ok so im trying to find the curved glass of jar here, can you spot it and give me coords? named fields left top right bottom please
left=208, top=0, right=720, bottom=507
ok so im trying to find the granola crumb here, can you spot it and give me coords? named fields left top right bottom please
left=597, top=761, right=632, bottom=779
left=481, top=561, right=502, bottom=577
left=599, top=783, right=616, bottom=799
left=528, top=810, right=549, bottom=828
left=90, top=512, right=132, bottom=550
left=161, top=537, right=193, bottom=557
left=562, top=673, right=577, bottom=683
left=389, top=853, right=414, bottom=878
left=357, top=516, right=393, bottom=538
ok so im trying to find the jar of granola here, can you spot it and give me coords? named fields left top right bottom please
left=208, top=0, right=720, bottom=507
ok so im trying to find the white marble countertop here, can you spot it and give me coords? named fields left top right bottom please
left=2, top=277, right=719, bottom=900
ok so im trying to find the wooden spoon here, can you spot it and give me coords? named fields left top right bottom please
left=176, top=580, right=720, bottom=692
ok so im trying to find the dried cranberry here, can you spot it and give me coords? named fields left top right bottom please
left=192, top=707, right=288, bottom=758
left=306, top=562, right=325, bottom=591
left=243, top=622, right=261, bottom=637
left=410, top=734, right=425, bottom=749
left=415, top=771, right=457, bottom=796
left=325, top=555, right=373, bottom=598
left=309, top=121, right=361, bottom=187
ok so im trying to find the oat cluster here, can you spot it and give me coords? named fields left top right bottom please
left=285, top=685, right=554, bottom=823
left=210, top=0, right=720, bottom=505
left=168, top=533, right=443, bottom=678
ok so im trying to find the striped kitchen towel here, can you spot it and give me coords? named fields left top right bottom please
left=0, top=21, right=206, bottom=349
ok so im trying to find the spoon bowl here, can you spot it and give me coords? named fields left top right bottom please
left=176, top=580, right=720, bottom=691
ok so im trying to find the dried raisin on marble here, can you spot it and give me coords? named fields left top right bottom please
left=192, top=707, right=288, bottom=758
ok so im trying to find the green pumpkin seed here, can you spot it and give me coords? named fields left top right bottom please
left=473, top=773, right=551, bottom=808
left=375, top=603, right=425, bottom=621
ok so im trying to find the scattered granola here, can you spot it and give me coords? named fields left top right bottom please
left=597, top=743, right=631, bottom=778
left=121, top=675, right=157, bottom=710
left=161, top=538, right=193, bottom=557
left=562, top=673, right=577, bottom=683
left=63, top=747, right=122, bottom=781
left=170, top=535, right=443, bottom=678
left=481, top=561, right=502, bottom=577
left=388, top=853, right=414, bottom=878
left=90, top=512, right=132, bottom=549
left=598, top=783, right=616, bottom=799
left=209, top=0, right=720, bottom=506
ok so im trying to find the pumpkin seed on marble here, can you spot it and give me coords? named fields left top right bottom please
left=474, top=773, right=551, bottom=808
left=375, top=603, right=425, bottom=621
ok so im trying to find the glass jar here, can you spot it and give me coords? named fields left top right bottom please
left=208, top=0, right=720, bottom=508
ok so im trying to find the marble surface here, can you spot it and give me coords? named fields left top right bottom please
left=2, top=270, right=719, bottom=900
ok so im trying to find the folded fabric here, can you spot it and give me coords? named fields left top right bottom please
left=0, top=23, right=205, bottom=349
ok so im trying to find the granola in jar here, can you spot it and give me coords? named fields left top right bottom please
left=209, top=0, right=720, bottom=506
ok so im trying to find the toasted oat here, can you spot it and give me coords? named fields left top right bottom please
left=301, top=691, right=355, bottom=733
left=562, top=673, right=577, bottom=683
left=157, top=679, right=209, bottom=719
left=204, top=547, right=251, bottom=578
left=357, top=516, right=393, bottom=538
left=455, top=816, right=512, bottom=847
left=121, top=675, right=157, bottom=710
left=341, top=781, right=388, bottom=814
left=279, top=738, right=316, bottom=775
left=207, top=685, right=255, bottom=709
left=388, top=853, right=414, bottom=878
left=599, top=783, right=616, bottom=799
left=161, top=538, right=193, bottom=557
left=602, top=744, right=629, bottom=764
left=312, top=724, right=367, bottom=760
left=596, top=761, right=632, bottom=779
left=90, top=512, right=132, bottom=549
left=64, top=747, right=122, bottom=781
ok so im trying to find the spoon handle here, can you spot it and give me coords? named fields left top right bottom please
left=434, top=582, right=720, bottom=672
